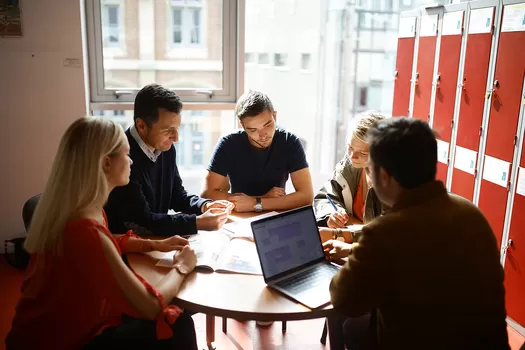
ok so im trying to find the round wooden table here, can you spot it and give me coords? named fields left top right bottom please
left=127, top=222, right=336, bottom=349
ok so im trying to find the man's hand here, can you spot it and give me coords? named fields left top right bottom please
left=228, top=193, right=257, bottom=212
left=173, top=245, right=198, bottom=273
left=196, top=208, right=229, bottom=231
left=323, top=239, right=353, bottom=260
left=263, top=187, right=286, bottom=198
left=151, top=235, right=189, bottom=252
left=202, top=200, right=234, bottom=213
left=327, top=208, right=349, bottom=228
left=319, top=227, right=335, bottom=243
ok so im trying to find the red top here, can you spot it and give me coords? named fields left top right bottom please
left=353, top=169, right=365, bottom=222
left=7, top=212, right=181, bottom=349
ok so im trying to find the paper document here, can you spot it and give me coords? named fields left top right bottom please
left=222, top=211, right=280, bottom=240
left=454, top=146, right=477, bottom=175
left=468, top=7, right=493, bottom=34
left=501, top=3, right=525, bottom=33
left=154, top=230, right=262, bottom=275
left=516, top=167, right=525, bottom=196
left=436, top=140, right=449, bottom=165
left=482, top=155, right=510, bottom=188
left=442, top=11, right=464, bottom=36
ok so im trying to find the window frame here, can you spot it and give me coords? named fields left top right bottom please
left=86, top=0, right=241, bottom=106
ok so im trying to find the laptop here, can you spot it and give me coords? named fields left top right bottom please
left=251, top=206, right=341, bottom=309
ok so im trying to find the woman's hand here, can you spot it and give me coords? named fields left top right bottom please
left=327, top=209, right=349, bottom=228
left=151, top=235, right=189, bottom=252
left=173, top=246, right=198, bottom=273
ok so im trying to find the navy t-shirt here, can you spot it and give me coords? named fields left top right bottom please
left=207, top=128, right=309, bottom=196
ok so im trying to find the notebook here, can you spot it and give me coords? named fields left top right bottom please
left=251, top=206, right=340, bottom=309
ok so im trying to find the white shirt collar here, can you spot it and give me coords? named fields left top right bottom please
left=130, top=125, right=162, bottom=162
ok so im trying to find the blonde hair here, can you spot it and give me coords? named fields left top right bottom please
left=24, top=117, right=127, bottom=254
left=348, top=111, right=388, bottom=144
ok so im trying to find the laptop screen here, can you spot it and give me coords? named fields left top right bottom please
left=251, top=207, right=325, bottom=280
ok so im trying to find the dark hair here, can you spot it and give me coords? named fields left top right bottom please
left=133, top=84, right=183, bottom=127
left=235, top=90, right=274, bottom=121
left=368, top=117, right=437, bottom=189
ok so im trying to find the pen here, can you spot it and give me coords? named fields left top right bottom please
left=325, top=194, right=339, bottom=212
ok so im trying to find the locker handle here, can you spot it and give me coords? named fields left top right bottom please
left=503, top=239, right=514, bottom=254
left=461, top=77, right=466, bottom=90
left=394, top=71, right=399, bottom=80
left=434, top=74, right=441, bottom=89
left=493, top=80, right=500, bottom=93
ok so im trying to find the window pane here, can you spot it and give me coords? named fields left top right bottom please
left=90, top=109, right=235, bottom=196
left=244, top=0, right=446, bottom=188
left=301, top=53, right=311, bottom=70
left=101, top=0, right=223, bottom=91
left=274, top=53, right=287, bottom=67
left=190, top=8, right=201, bottom=44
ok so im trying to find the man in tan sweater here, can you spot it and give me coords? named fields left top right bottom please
left=325, top=118, right=509, bottom=350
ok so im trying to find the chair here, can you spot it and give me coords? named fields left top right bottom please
left=22, top=194, right=41, bottom=231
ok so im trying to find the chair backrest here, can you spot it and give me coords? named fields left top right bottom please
left=22, top=194, right=41, bottom=232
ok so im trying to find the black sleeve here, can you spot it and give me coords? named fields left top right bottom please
left=170, top=148, right=209, bottom=215
left=105, top=179, right=199, bottom=236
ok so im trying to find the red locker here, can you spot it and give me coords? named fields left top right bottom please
left=392, top=16, right=417, bottom=118
left=477, top=9, right=525, bottom=247
left=434, top=11, right=465, bottom=184
left=412, top=14, right=438, bottom=122
left=505, top=153, right=525, bottom=328
left=489, top=1, right=525, bottom=328
left=450, top=7, right=495, bottom=201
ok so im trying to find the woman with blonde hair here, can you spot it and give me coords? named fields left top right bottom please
left=6, top=117, right=198, bottom=349
left=314, top=111, right=387, bottom=242
left=314, top=111, right=387, bottom=350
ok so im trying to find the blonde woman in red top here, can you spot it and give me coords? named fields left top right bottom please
left=6, top=117, right=198, bottom=349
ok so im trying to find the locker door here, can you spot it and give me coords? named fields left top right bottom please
left=434, top=11, right=465, bottom=184
left=505, top=137, right=525, bottom=333
left=477, top=3, right=525, bottom=248
left=450, top=6, right=495, bottom=201
left=393, top=16, right=417, bottom=118
left=412, top=14, right=438, bottom=122
left=505, top=136, right=525, bottom=328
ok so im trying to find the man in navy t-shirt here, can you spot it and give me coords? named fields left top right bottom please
left=201, top=90, right=314, bottom=213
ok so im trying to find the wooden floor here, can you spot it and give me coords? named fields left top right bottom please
left=1, top=259, right=523, bottom=350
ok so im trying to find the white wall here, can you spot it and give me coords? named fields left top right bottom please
left=0, top=0, right=86, bottom=248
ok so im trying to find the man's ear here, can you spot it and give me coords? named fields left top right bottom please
left=379, top=167, right=391, bottom=186
left=102, top=155, right=112, bottom=175
left=237, top=119, right=243, bottom=129
left=136, top=118, right=147, bottom=133
left=273, top=110, right=277, bottom=123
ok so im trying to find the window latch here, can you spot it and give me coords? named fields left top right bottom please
left=196, top=90, right=214, bottom=99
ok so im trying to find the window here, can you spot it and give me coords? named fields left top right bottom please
left=274, top=53, right=288, bottom=67
left=258, top=53, right=269, bottom=65
left=91, top=110, right=234, bottom=195
left=170, top=1, right=203, bottom=47
left=103, top=4, right=120, bottom=46
left=86, top=0, right=237, bottom=103
left=245, top=53, right=255, bottom=63
left=359, top=87, right=368, bottom=107
left=301, top=53, right=311, bottom=70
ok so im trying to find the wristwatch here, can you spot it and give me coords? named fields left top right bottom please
left=332, top=229, right=345, bottom=242
left=173, top=262, right=191, bottom=275
left=254, top=197, right=263, bottom=212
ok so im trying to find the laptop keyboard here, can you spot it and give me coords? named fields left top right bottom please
left=274, top=263, right=339, bottom=295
